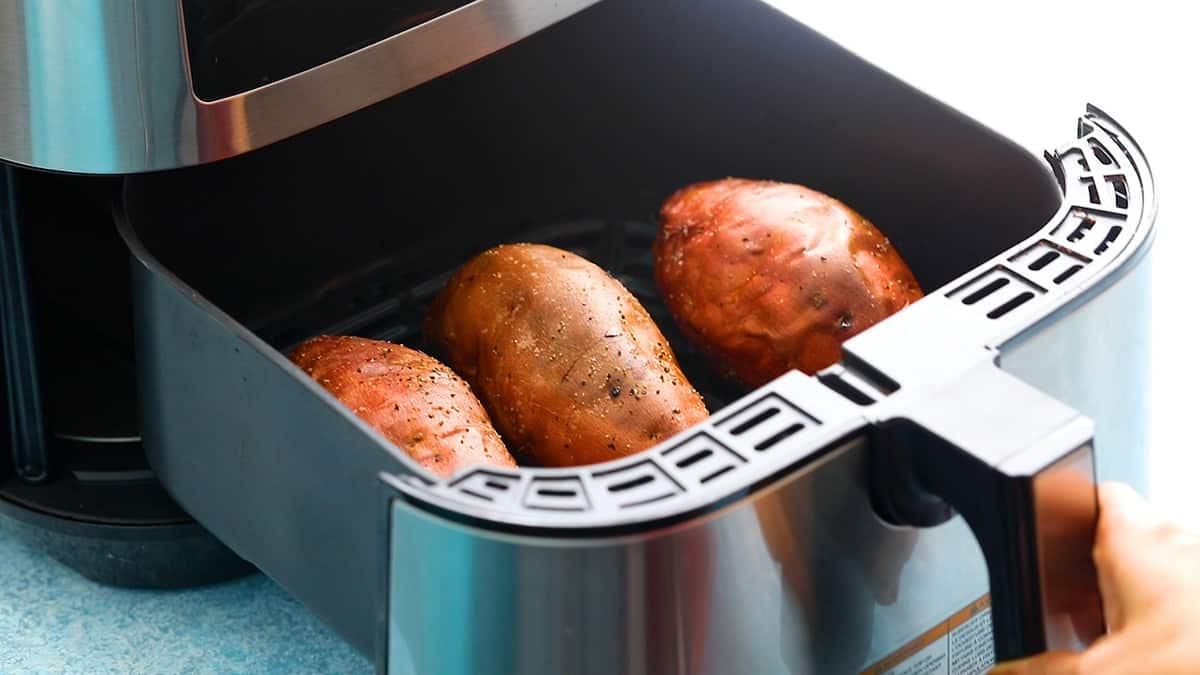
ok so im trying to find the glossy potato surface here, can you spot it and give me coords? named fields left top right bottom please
left=655, top=178, right=923, bottom=386
left=425, top=243, right=708, bottom=467
left=291, top=335, right=515, bottom=477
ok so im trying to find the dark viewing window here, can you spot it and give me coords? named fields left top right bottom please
left=182, top=0, right=473, bottom=101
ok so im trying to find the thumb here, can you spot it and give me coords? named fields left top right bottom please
left=990, top=651, right=1083, bottom=675
left=1098, top=481, right=1162, bottom=535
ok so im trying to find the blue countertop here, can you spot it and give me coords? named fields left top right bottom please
left=0, top=519, right=370, bottom=675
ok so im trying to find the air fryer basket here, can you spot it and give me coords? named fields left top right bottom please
left=376, top=105, right=1151, bottom=674
left=115, top=0, right=1154, bottom=671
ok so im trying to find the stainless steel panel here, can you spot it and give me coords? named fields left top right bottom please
left=0, top=0, right=600, bottom=173
left=0, top=0, right=192, bottom=172
left=0, top=2, right=29, bottom=161
left=387, top=438, right=990, bottom=675
left=998, top=250, right=1153, bottom=491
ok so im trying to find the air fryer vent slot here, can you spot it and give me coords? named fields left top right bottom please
left=1082, top=177, right=1101, bottom=205
left=1094, top=226, right=1123, bottom=255
left=700, top=466, right=735, bottom=483
left=592, top=460, right=682, bottom=508
left=714, top=394, right=821, bottom=450
left=962, top=278, right=1009, bottom=305
left=1089, top=138, right=1117, bottom=167
left=450, top=471, right=521, bottom=504
left=729, top=407, right=780, bottom=435
left=987, top=292, right=1035, bottom=319
left=1050, top=209, right=1128, bottom=259
left=817, top=372, right=875, bottom=405
left=754, top=423, right=805, bottom=451
left=1107, top=176, right=1129, bottom=209
left=813, top=350, right=900, bottom=406
left=1028, top=251, right=1059, bottom=271
left=523, top=477, right=590, bottom=511
left=947, top=266, right=1046, bottom=321
left=676, top=449, right=710, bottom=466
left=661, top=433, right=745, bottom=487
left=675, top=448, right=711, bottom=468
left=1053, top=264, right=1083, bottom=284
left=1066, top=215, right=1094, bottom=242
left=1009, top=240, right=1091, bottom=288
left=610, top=475, right=653, bottom=491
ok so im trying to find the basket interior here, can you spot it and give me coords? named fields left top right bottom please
left=124, top=0, right=1063, bottom=409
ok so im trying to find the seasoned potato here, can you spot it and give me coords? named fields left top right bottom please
left=655, top=178, right=923, bottom=386
left=425, top=243, right=708, bottom=467
left=290, top=335, right=515, bottom=477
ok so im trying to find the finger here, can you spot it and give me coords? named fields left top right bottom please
left=1097, top=482, right=1160, bottom=535
left=1095, top=482, right=1163, bottom=628
left=990, top=651, right=1083, bottom=675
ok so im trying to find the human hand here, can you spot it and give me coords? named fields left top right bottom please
left=991, top=482, right=1200, bottom=674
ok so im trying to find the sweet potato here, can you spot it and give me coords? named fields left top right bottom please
left=425, top=243, right=708, bottom=467
left=290, top=335, right=515, bottom=477
left=655, top=178, right=923, bottom=387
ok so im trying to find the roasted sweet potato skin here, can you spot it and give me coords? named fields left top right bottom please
left=424, top=243, right=708, bottom=467
left=655, top=178, right=923, bottom=387
left=290, top=335, right=515, bottom=477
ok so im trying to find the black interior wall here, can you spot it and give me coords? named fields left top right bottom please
left=124, top=0, right=1062, bottom=348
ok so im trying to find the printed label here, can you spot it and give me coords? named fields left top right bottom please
left=860, top=595, right=994, bottom=675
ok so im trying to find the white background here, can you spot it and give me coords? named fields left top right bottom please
left=767, top=1, right=1200, bottom=526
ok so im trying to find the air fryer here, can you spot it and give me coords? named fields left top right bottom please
left=3, top=0, right=1154, bottom=673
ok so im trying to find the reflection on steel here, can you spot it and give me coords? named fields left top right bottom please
left=0, top=0, right=600, bottom=173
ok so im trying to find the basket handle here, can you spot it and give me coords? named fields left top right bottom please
left=871, top=362, right=1105, bottom=661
